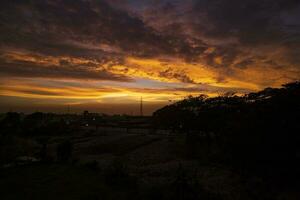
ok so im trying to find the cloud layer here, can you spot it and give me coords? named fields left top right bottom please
left=0, top=0, right=300, bottom=113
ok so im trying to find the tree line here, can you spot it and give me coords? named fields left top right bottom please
left=153, top=81, right=300, bottom=174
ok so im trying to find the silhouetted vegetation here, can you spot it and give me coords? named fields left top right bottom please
left=154, top=82, right=300, bottom=175
left=56, top=140, right=73, bottom=163
left=104, top=160, right=137, bottom=189
left=1, top=81, right=300, bottom=199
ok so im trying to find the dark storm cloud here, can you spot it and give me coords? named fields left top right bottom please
left=190, top=0, right=300, bottom=44
left=15, top=89, right=64, bottom=97
left=0, top=0, right=203, bottom=60
left=0, top=0, right=300, bottom=84
left=0, top=53, right=130, bottom=81
left=110, top=0, right=300, bottom=69
left=159, top=68, right=195, bottom=84
left=234, top=59, right=255, bottom=69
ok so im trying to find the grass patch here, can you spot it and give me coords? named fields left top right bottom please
left=84, top=135, right=160, bottom=156
left=0, top=164, right=139, bottom=200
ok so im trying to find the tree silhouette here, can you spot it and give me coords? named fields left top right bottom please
left=153, top=81, right=300, bottom=172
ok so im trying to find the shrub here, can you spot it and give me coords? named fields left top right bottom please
left=56, top=140, right=73, bottom=163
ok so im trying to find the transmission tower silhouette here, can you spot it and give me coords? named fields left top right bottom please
left=140, top=96, right=143, bottom=116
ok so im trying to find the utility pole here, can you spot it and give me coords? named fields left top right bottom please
left=67, top=105, right=70, bottom=114
left=140, top=96, right=143, bottom=116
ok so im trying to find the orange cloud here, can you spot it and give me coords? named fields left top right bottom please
left=1, top=51, right=299, bottom=112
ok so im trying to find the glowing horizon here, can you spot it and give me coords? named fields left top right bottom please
left=1, top=0, right=300, bottom=114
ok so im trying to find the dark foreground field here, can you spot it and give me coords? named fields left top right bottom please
left=0, top=129, right=299, bottom=200
left=1, top=82, right=300, bottom=200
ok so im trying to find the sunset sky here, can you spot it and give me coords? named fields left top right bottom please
left=0, top=0, right=300, bottom=114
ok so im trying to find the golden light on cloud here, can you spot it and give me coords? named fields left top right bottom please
left=2, top=51, right=299, bottom=108
left=0, top=78, right=202, bottom=105
left=107, top=56, right=276, bottom=92
left=108, top=57, right=218, bottom=85
left=1, top=49, right=300, bottom=115
left=1, top=0, right=300, bottom=114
